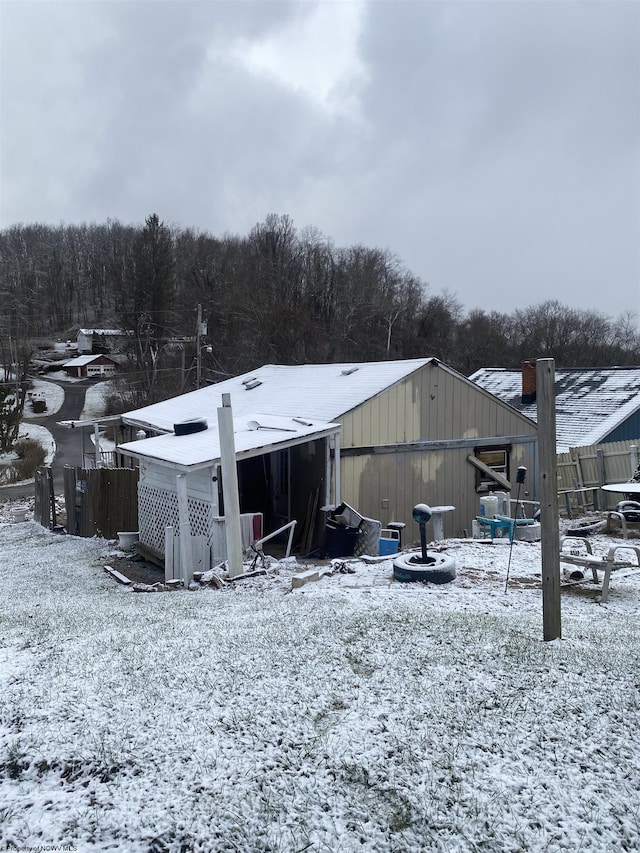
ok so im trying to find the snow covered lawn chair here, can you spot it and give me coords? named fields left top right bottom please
left=560, top=537, right=640, bottom=603
left=605, top=501, right=640, bottom=539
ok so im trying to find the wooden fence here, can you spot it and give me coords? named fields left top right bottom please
left=557, top=439, right=639, bottom=516
left=34, top=467, right=58, bottom=529
left=63, top=465, right=139, bottom=539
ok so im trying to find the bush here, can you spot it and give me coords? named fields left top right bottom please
left=10, top=439, right=46, bottom=482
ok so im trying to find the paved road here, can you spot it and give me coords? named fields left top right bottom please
left=0, top=379, right=92, bottom=500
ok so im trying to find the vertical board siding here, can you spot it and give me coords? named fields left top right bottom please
left=337, top=363, right=538, bottom=537
left=344, top=441, right=537, bottom=540
left=62, top=467, right=139, bottom=539
left=378, top=388, right=390, bottom=445
left=342, top=363, right=534, bottom=447
left=557, top=438, right=640, bottom=509
left=603, top=417, right=640, bottom=445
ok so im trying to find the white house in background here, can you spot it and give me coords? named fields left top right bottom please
left=114, top=358, right=538, bottom=567
left=62, top=354, right=119, bottom=379
left=470, top=362, right=640, bottom=453
left=77, top=329, right=131, bottom=354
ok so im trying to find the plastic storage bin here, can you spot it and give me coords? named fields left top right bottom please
left=379, top=528, right=400, bottom=556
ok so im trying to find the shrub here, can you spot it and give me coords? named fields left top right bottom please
left=11, top=439, right=46, bottom=481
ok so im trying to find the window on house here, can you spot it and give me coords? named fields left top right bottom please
left=474, top=445, right=510, bottom=492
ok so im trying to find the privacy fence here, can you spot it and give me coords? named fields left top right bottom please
left=35, top=465, right=138, bottom=538
left=63, top=466, right=139, bottom=538
left=557, top=439, right=639, bottom=516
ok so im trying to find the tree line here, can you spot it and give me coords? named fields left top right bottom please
left=1, top=213, right=638, bottom=408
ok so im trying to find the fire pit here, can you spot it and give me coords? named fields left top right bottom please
left=392, top=503, right=456, bottom=583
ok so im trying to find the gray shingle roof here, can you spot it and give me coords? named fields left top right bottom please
left=470, top=366, right=640, bottom=452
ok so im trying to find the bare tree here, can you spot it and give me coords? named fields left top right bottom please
left=0, top=337, right=31, bottom=452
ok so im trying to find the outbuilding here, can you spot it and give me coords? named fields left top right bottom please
left=76, top=329, right=131, bottom=355
left=116, top=358, right=538, bottom=568
left=62, top=354, right=119, bottom=379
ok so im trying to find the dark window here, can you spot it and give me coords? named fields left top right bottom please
left=474, top=445, right=510, bottom=491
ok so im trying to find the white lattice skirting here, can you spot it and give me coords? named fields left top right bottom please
left=138, top=483, right=262, bottom=567
left=139, top=483, right=211, bottom=555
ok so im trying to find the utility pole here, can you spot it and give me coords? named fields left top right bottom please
left=195, top=304, right=208, bottom=390
left=196, top=304, right=202, bottom=390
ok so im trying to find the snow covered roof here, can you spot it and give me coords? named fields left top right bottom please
left=122, top=358, right=436, bottom=433
left=78, top=329, right=129, bottom=336
left=63, top=354, right=118, bottom=367
left=470, top=366, right=640, bottom=452
left=118, top=412, right=340, bottom=470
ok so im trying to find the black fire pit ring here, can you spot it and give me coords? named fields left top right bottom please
left=392, top=551, right=457, bottom=584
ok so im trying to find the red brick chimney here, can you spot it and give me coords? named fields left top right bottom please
left=521, top=360, right=536, bottom=404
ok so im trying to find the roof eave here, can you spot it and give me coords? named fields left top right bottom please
left=118, top=424, right=341, bottom=471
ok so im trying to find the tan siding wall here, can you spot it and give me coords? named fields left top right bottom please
left=341, top=362, right=534, bottom=447
left=338, top=363, right=538, bottom=537
left=341, top=440, right=537, bottom=539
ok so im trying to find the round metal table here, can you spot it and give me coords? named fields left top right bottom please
left=602, top=482, right=640, bottom=495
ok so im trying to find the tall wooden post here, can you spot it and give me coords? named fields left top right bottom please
left=217, top=393, right=243, bottom=578
left=94, top=424, right=102, bottom=468
left=334, top=433, right=341, bottom=506
left=538, top=358, right=561, bottom=640
left=176, top=474, right=194, bottom=587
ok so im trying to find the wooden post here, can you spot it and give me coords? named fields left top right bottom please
left=334, top=432, right=341, bottom=506
left=164, top=525, right=175, bottom=583
left=176, top=474, right=193, bottom=586
left=596, top=447, right=606, bottom=510
left=217, top=393, right=243, bottom=578
left=572, top=449, right=584, bottom=490
left=324, top=437, right=332, bottom=509
left=48, top=468, right=57, bottom=528
left=94, top=424, right=101, bottom=468
left=212, top=464, right=220, bottom=514
left=538, top=358, right=561, bottom=641
left=630, top=444, right=638, bottom=476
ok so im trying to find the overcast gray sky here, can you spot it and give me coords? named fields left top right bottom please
left=1, top=0, right=639, bottom=320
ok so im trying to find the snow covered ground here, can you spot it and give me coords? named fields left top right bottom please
left=26, top=379, right=66, bottom=417
left=0, top=379, right=113, bottom=486
left=24, top=376, right=111, bottom=423
left=81, top=380, right=113, bottom=421
left=0, top=379, right=62, bottom=483
left=1, top=520, right=639, bottom=852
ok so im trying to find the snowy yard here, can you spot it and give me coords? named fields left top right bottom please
left=1, top=520, right=639, bottom=852
left=1, top=379, right=114, bottom=484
